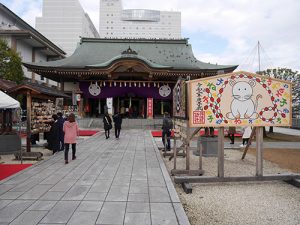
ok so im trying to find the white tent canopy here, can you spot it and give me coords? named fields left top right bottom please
left=0, top=91, right=20, bottom=109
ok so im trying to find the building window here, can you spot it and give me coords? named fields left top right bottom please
left=41, top=76, right=44, bottom=81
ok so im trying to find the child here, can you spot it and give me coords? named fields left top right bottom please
left=240, top=126, right=252, bottom=147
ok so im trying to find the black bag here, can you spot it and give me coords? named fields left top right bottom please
left=105, top=117, right=112, bottom=130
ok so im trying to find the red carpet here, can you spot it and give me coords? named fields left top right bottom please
left=78, top=130, right=99, bottom=136
left=151, top=131, right=175, bottom=137
left=151, top=130, right=242, bottom=137
left=0, top=164, right=32, bottom=181
left=20, top=130, right=99, bottom=137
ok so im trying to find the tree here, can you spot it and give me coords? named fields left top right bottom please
left=261, top=68, right=300, bottom=116
left=260, top=68, right=300, bottom=133
left=0, top=38, right=24, bottom=84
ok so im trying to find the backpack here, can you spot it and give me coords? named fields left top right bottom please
left=164, top=117, right=173, bottom=131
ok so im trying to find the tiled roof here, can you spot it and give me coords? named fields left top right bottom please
left=24, top=38, right=237, bottom=71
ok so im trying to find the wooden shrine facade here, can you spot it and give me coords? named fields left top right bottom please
left=24, top=38, right=238, bottom=118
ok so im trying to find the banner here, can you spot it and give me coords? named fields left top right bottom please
left=187, top=71, right=292, bottom=127
left=173, top=79, right=187, bottom=119
left=106, top=98, right=113, bottom=115
left=147, top=98, right=153, bottom=118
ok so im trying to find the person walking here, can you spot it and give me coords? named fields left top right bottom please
left=113, top=111, right=122, bottom=138
left=162, top=112, right=173, bottom=151
left=228, top=126, right=236, bottom=144
left=48, top=114, right=60, bottom=154
left=57, top=112, right=65, bottom=151
left=63, top=113, right=79, bottom=164
left=240, top=126, right=252, bottom=147
left=103, top=112, right=112, bottom=139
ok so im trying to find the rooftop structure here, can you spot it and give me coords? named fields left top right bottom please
left=99, top=0, right=181, bottom=39
left=24, top=38, right=237, bottom=81
left=36, top=0, right=100, bottom=55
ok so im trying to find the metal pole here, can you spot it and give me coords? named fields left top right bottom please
left=18, top=108, right=22, bottom=164
left=26, top=91, right=31, bottom=152
left=173, top=136, right=177, bottom=170
left=258, top=41, right=261, bottom=73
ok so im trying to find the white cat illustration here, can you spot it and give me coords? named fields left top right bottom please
left=226, top=79, right=262, bottom=119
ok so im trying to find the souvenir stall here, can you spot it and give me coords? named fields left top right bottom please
left=7, top=82, right=69, bottom=153
left=0, top=91, right=21, bottom=155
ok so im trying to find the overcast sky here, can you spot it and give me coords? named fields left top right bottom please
left=1, top=0, right=300, bottom=71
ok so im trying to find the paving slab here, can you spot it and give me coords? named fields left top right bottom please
left=0, top=130, right=190, bottom=225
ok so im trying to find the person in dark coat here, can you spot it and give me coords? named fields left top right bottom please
left=48, top=114, right=60, bottom=154
left=228, top=126, right=236, bottom=144
left=103, top=113, right=112, bottom=139
left=113, top=111, right=122, bottom=138
left=57, top=112, right=65, bottom=151
left=162, top=112, right=173, bottom=151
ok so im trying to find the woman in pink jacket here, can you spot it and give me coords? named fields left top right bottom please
left=63, top=113, right=79, bottom=164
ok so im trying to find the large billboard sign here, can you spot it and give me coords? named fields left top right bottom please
left=187, top=71, right=292, bottom=127
left=173, top=79, right=187, bottom=119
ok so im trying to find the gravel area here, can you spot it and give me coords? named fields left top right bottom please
left=156, top=138, right=300, bottom=225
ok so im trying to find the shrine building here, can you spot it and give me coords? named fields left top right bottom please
left=23, top=38, right=237, bottom=118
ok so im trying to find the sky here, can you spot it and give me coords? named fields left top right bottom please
left=1, top=0, right=300, bottom=72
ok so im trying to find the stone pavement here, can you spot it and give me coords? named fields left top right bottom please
left=0, top=130, right=190, bottom=225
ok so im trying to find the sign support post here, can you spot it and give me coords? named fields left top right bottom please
left=256, top=126, right=263, bottom=176
left=217, top=127, right=225, bottom=178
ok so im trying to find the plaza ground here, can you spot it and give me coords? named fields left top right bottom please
left=0, top=127, right=299, bottom=225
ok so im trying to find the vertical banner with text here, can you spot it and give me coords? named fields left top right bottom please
left=106, top=97, right=113, bottom=115
left=147, top=98, right=153, bottom=119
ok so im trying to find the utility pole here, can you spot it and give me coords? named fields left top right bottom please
left=257, top=41, right=261, bottom=74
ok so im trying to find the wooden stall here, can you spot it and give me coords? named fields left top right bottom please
left=8, top=82, right=69, bottom=154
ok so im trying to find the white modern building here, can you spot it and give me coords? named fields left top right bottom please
left=99, top=0, right=181, bottom=39
left=36, top=0, right=99, bottom=56
left=0, top=3, right=65, bottom=86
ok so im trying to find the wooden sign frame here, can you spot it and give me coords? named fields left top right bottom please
left=187, top=71, right=292, bottom=127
